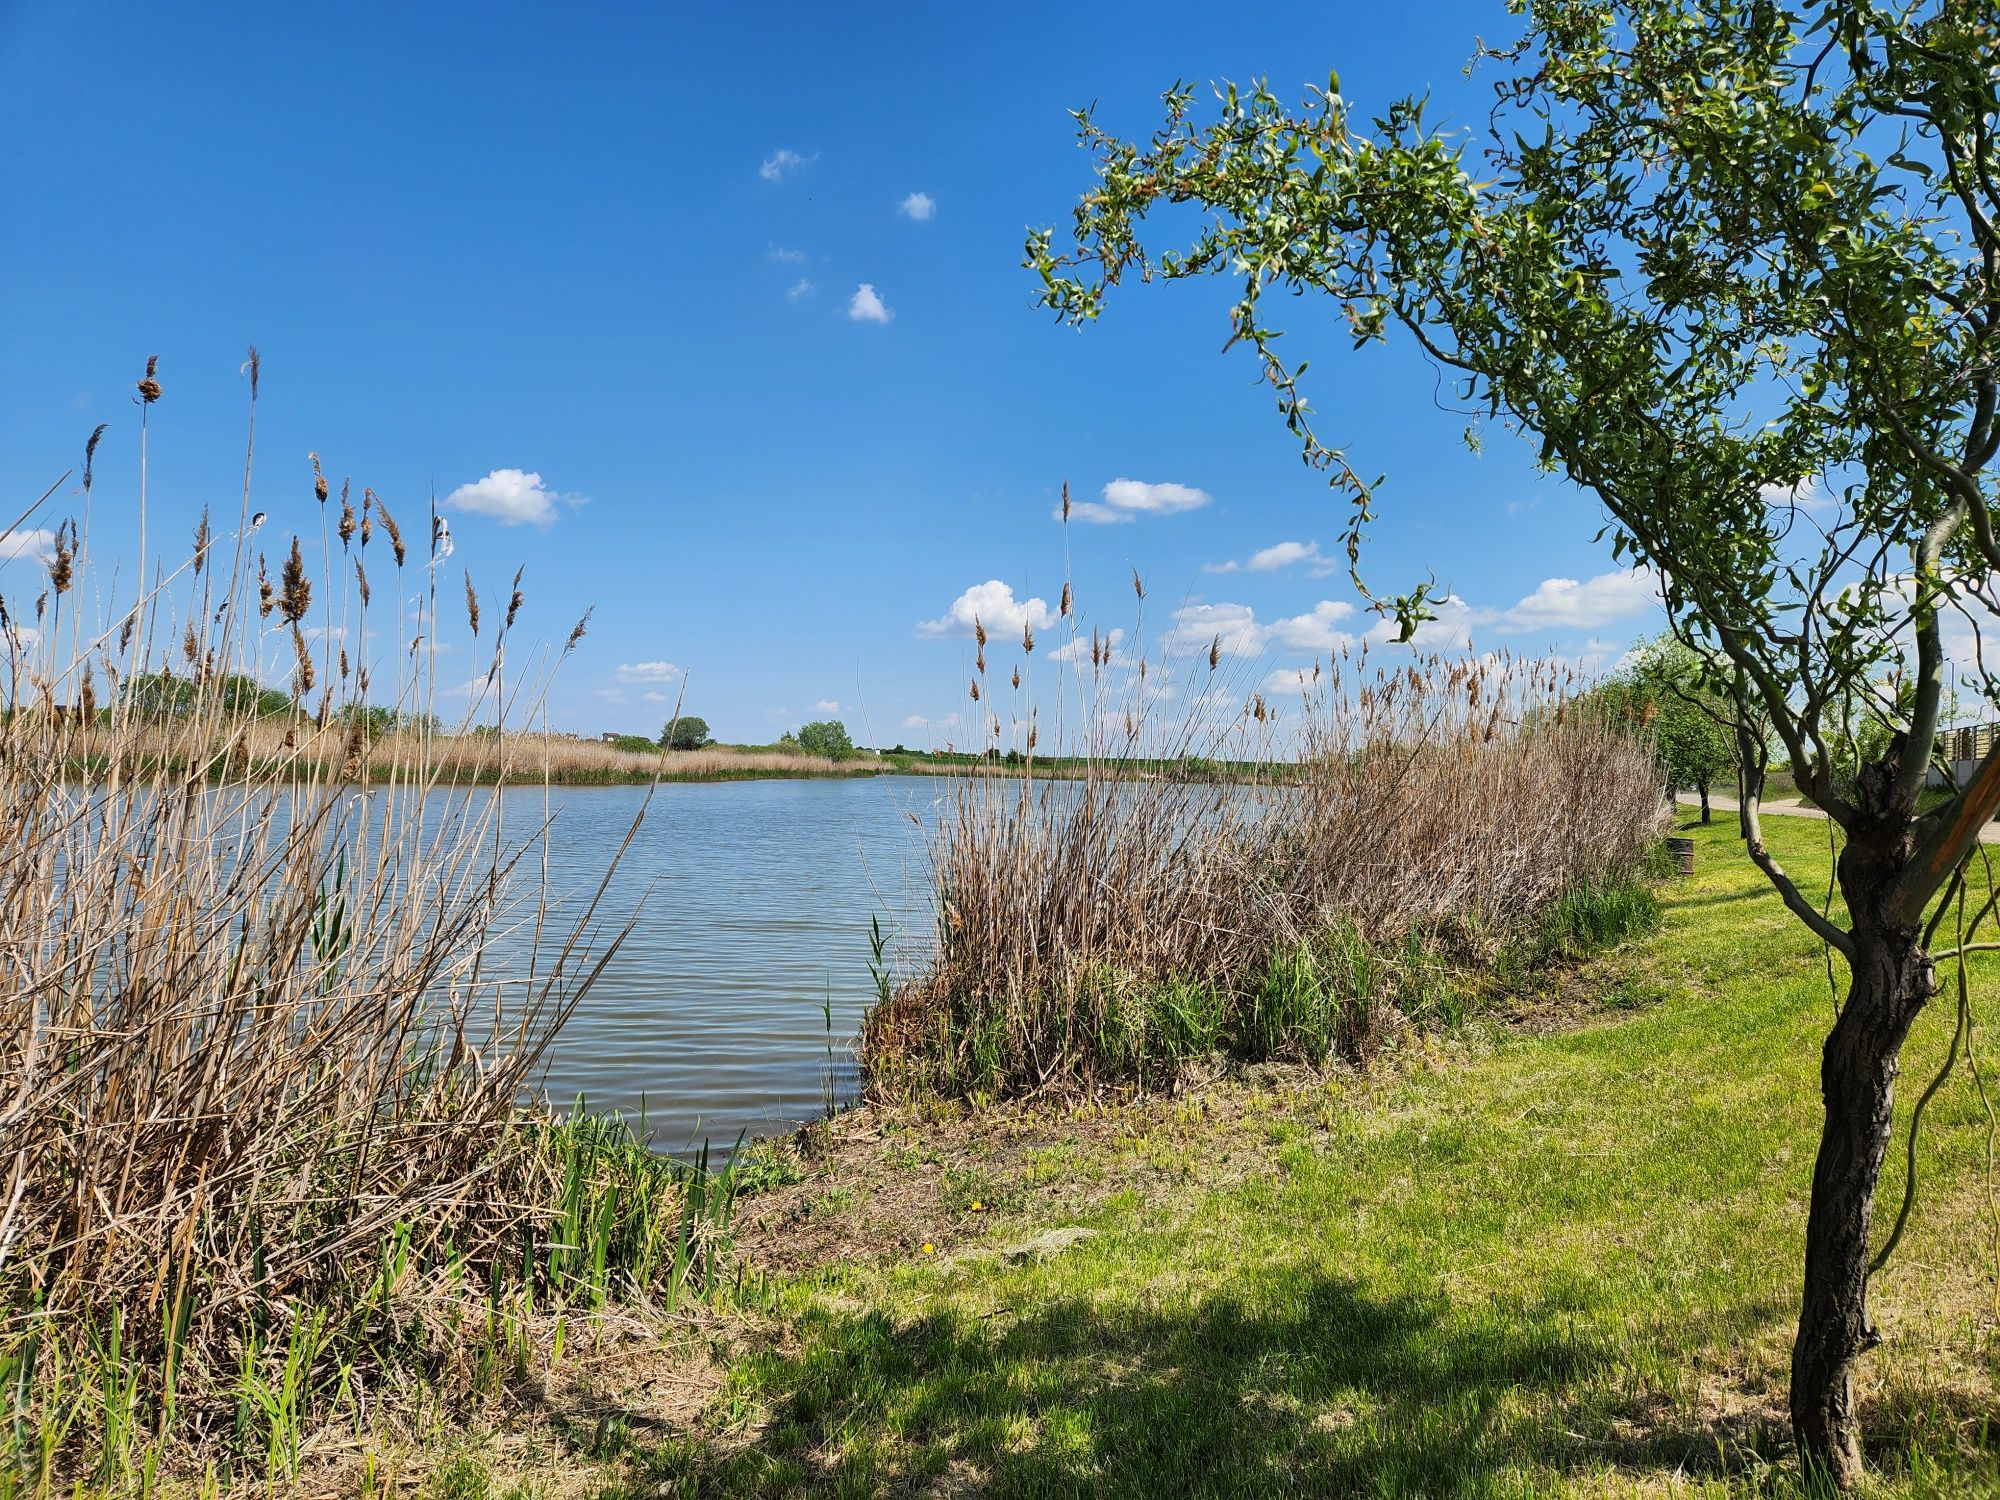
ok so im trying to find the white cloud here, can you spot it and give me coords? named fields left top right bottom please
left=917, top=581, right=1057, bottom=639
left=1267, top=600, right=1357, bottom=652
left=1364, top=596, right=1483, bottom=650
left=768, top=245, right=808, bottom=264
left=1354, top=567, right=1658, bottom=650
left=1760, top=477, right=1838, bottom=516
left=759, top=148, right=814, bottom=183
left=1498, top=567, right=1660, bottom=632
left=1165, top=602, right=1267, bottom=658
left=813, top=698, right=840, bottom=712
left=1165, top=599, right=1356, bottom=658
left=901, top=712, right=961, bottom=731
left=614, top=661, right=682, bottom=684
left=898, top=191, right=936, bottom=221
left=445, top=468, right=575, bottom=528
left=642, top=690, right=673, bottom=702
left=1065, top=478, right=1211, bottom=524
left=0, top=529, right=56, bottom=564
left=1261, top=665, right=1319, bottom=697
left=594, top=687, right=628, bottom=704
left=441, top=671, right=504, bottom=701
left=1051, top=626, right=1126, bottom=665
left=1204, top=539, right=1335, bottom=576
left=848, top=284, right=894, bottom=323
left=786, top=278, right=816, bottom=300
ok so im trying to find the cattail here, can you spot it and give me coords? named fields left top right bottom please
left=565, top=607, right=593, bottom=652
left=1022, top=621, right=1035, bottom=653
left=79, top=670, right=96, bottom=719
left=361, top=488, right=375, bottom=547
left=1208, top=635, right=1220, bottom=670
left=1011, top=665, right=1021, bottom=690
left=310, top=451, right=329, bottom=506
left=244, top=343, right=260, bottom=398
left=117, top=612, right=135, bottom=653
left=974, top=616, right=987, bottom=650
left=1059, top=580, right=1072, bottom=618
left=136, top=355, right=161, bottom=404
left=355, top=558, right=372, bottom=608
left=1061, top=481, right=1071, bottom=523
left=464, top=572, right=481, bottom=637
left=191, top=509, right=211, bottom=576
left=182, top=622, right=198, bottom=664
left=375, top=496, right=407, bottom=565
left=506, top=568, right=524, bottom=630
left=976, top=647, right=986, bottom=676
left=1131, top=567, right=1145, bottom=601
left=338, top=481, right=356, bottom=548
left=279, top=537, right=311, bottom=623
left=339, top=645, right=350, bottom=679
left=257, top=555, right=274, bottom=617
left=970, top=678, right=981, bottom=702
left=83, top=424, right=107, bottom=494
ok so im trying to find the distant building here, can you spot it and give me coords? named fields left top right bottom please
left=1934, top=723, right=1998, bottom=787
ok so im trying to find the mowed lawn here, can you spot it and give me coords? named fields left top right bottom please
left=530, top=814, right=2000, bottom=1498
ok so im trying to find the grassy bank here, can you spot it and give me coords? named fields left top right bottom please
left=405, top=812, right=1997, bottom=1498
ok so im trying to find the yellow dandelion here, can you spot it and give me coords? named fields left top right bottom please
left=921, top=1242, right=935, bottom=1255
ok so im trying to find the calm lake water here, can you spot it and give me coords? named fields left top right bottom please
left=512, top=776, right=943, bottom=1148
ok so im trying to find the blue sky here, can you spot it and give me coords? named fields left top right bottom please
left=0, top=2, right=1663, bottom=745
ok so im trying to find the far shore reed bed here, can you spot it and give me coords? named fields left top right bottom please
left=0, top=359, right=734, bottom=1491
left=866, top=604, right=1668, bottom=1098
left=34, top=718, right=885, bottom=786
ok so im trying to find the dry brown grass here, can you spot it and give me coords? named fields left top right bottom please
left=865, top=568, right=1668, bottom=1097
left=0, top=356, right=699, bottom=1483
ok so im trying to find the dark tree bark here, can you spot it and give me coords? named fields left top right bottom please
left=1698, top=779, right=1711, bottom=824
left=1790, top=827, right=1934, bottom=1488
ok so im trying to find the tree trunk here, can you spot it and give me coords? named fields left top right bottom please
left=1790, top=887, right=1932, bottom=1488
left=1699, top=780, right=1711, bottom=824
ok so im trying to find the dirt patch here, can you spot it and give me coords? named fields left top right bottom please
left=730, top=1058, right=1365, bottom=1277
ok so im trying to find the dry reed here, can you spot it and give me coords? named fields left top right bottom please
left=866, top=573, right=1668, bottom=1097
left=0, top=357, right=692, bottom=1479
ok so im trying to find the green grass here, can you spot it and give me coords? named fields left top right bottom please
left=589, top=816, right=1999, bottom=1496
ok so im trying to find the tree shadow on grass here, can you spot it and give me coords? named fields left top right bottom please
left=579, top=1273, right=1806, bottom=1498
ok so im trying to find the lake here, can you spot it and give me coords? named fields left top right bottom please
left=513, top=775, right=943, bottom=1148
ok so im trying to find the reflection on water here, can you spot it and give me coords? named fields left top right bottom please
left=508, top=776, right=942, bottom=1148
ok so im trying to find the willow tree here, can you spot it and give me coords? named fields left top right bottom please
left=1028, top=0, right=2000, bottom=1483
